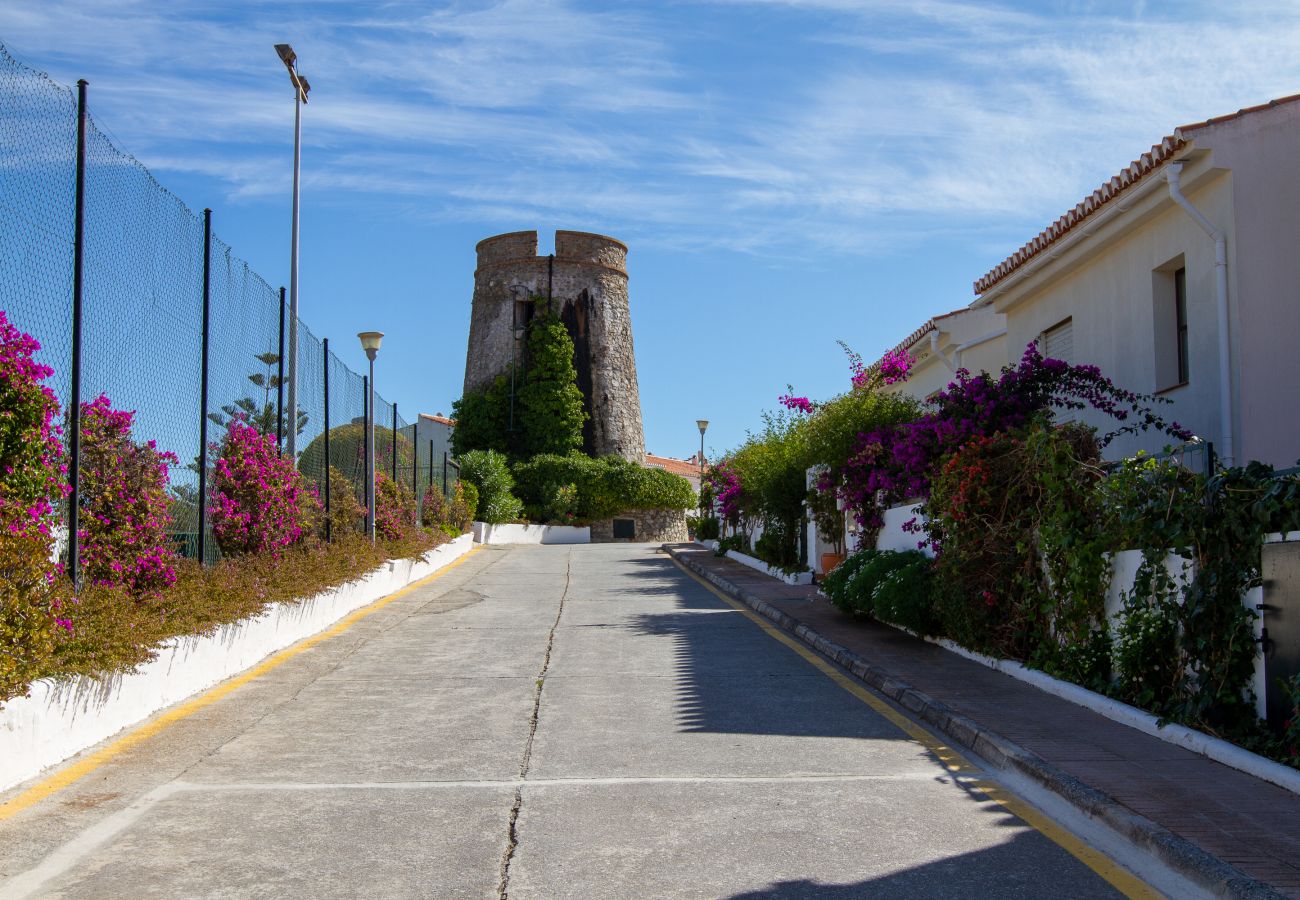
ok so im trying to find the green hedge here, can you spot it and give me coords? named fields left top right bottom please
left=821, top=549, right=936, bottom=634
left=512, top=453, right=696, bottom=523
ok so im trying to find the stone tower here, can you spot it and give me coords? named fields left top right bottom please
left=463, top=230, right=646, bottom=462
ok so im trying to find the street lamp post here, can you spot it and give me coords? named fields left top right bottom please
left=358, top=331, right=384, bottom=543
left=696, top=419, right=709, bottom=522
left=274, top=43, right=311, bottom=458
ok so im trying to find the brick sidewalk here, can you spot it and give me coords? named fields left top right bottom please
left=666, top=544, right=1300, bottom=898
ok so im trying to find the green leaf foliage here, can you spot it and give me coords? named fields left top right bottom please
left=512, top=453, right=695, bottom=523
left=458, top=449, right=523, bottom=524
left=450, top=373, right=513, bottom=457
left=519, top=307, right=587, bottom=457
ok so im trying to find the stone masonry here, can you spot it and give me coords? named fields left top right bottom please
left=589, top=507, right=688, bottom=543
left=463, top=230, right=646, bottom=462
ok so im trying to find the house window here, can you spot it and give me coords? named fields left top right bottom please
left=1042, top=318, right=1073, bottom=362
left=1153, top=256, right=1188, bottom=391
left=1174, top=267, right=1189, bottom=385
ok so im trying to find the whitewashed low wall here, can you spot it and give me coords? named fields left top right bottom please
left=875, top=503, right=930, bottom=556
left=472, top=522, right=591, bottom=545
left=0, top=534, right=475, bottom=794
left=725, top=550, right=814, bottom=586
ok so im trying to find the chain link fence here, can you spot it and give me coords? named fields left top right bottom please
left=0, top=42, right=429, bottom=564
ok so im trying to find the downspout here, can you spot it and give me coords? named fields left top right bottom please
left=953, top=327, right=1007, bottom=370
left=1165, top=162, right=1233, bottom=465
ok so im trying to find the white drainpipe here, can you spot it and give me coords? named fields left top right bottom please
left=1165, top=162, right=1233, bottom=466
left=929, top=331, right=955, bottom=372
left=952, top=327, right=1007, bottom=370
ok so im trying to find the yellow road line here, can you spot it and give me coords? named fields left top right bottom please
left=0, top=547, right=481, bottom=823
left=671, top=557, right=1159, bottom=900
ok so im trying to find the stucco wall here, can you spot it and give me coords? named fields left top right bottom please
left=983, top=101, right=1300, bottom=467
left=880, top=304, right=1006, bottom=404
left=990, top=160, right=1234, bottom=463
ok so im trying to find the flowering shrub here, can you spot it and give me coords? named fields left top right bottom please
left=841, top=343, right=1190, bottom=525
left=77, top=395, right=178, bottom=598
left=778, top=393, right=814, bottom=414
left=374, top=472, right=416, bottom=540
left=704, top=460, right=743, bottom=522
left=0, top=311, right=68, bottom=698
left=878, top=348, right=915, bottom=385
left=211, top=420, right=320, bottom=556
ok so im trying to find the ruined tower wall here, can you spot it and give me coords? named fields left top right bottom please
left=463, top=230, right=646, bottom=462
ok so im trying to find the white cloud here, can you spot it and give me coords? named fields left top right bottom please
left=3, top=0, right=1300, bottom=265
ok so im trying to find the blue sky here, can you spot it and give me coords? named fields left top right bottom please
left=3, top=0, right=1300, bottom=460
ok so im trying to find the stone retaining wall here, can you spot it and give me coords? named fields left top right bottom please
left=591, top=508, right=687, bottom=543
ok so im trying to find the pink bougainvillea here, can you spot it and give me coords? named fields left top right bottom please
left=77, top=394, right=178, bottom=599
left=211, top=419, right=320, bottom=557
left=374, top=471, right=416, bottom=540
left=778, top=393, right=814, bottom=414
left=704, top=460, right=743, bottom=521
left=0, top=310, right=69, bottom=696
left=878, top=348, right=915, bottom=385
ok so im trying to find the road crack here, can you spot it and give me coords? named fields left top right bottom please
left=497, top=550, right=571, bottom=900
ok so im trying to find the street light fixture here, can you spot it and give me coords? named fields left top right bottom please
left=358, top=331, right=384, bottom=543
left=696, top=419, right=709, bottom=523
left=274, top=43, right=311, bottom=459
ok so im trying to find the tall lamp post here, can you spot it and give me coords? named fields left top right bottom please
left=358, top=331, right=384, bottom=543
left=696, top=419, right=709, bottom=521
left=274, top=43, right=311, bottom=458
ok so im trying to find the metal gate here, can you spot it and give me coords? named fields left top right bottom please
left=1261, top=538, right=1300, bottom=727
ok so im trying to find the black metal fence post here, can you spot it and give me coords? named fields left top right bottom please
left=197, top=208, right=212, bottom=566
left=276, top=286, right=286, bottom=452
left=67, top=78, right=88, bottom=585
left=442, top=450, right=449, bottom=498
left=428, top=439, right=434, bottom=490
left=392, top=403, right=398, bottom=488
left=322, top=337, right=331, bottom=542
left=412, top=416, right=419, bottom=519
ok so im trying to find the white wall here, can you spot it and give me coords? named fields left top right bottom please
left=984, top=102, right=1300, bottom=468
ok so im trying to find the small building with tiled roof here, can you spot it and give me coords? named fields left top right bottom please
left=645, top=452, right=706, bottom=492
left=968, top=92, right=1300, bottom=466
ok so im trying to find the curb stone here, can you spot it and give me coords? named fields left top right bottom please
left=664, top=545, right=1286, bottom=900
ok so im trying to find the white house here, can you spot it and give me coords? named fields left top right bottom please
left=874, top=303, right=1007, bottom=402
left=973, top=93, right=1300, bottom=468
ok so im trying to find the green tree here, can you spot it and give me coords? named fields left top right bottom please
left=208, top=352, right=307, bottom=438
left=450, top=373, right=512, bottom=457
left=517, top=305, right=587, bottom=457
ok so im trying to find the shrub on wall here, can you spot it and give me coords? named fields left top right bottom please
left=0, top=312, right=68, bottom=700
left=453, top=480, right=477, bottom=529
left=459, top=450, right=522, bottom=523
left=77, top=394, right=178, bottom=598
left=212, top=420, right=321, bottom=556
left=512, top=453, right=694, bottom=522
left=374, top=472, right=416, bottom=540
left=1104, top=455, right=1300, bottom=734
left=319, top=465, right=365, bottom=539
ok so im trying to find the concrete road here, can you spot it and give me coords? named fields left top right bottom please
left=0, top=544, right=1149, bottom=898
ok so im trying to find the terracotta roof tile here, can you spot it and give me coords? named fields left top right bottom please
left=645, top=454, right=703, bottom=479
left=973, top=92, right=1300, bottom=296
